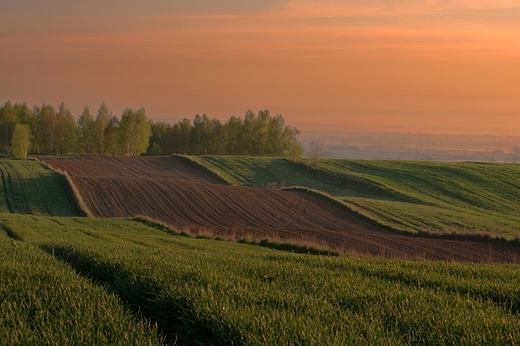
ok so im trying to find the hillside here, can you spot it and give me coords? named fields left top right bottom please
left=0, top=159, right=79, bottom=216
left=2, top=214, right=520, bottom=345
left=194, top=156, right=520, bottom=238
left=1, top=156, right=520, bottom=343
left=39, top=156, right=520, bottom=263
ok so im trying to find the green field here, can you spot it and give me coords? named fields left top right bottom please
left=0, top=235, right=162, bottom=345
left=1, top=157, right=520, bottom=344
left=194, top=156, right=520, bottom=238
left=0, top=159, right=79, bottom=216
left=2, top=214, right=520, bottom=345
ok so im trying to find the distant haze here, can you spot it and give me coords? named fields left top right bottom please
left=1, top=1, right=519, bottom=135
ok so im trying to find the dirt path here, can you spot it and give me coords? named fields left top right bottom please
left=41, top=156, right=520, bottom=263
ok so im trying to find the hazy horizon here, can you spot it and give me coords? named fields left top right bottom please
left=2, top=1, right=519, bottom=136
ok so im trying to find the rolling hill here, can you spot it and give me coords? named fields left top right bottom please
left=193, top=156, right=520, bottom=238
left=39, top=156, right=520, bottom=263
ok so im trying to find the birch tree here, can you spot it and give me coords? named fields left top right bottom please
left=11, top=124, right=32, bottom=159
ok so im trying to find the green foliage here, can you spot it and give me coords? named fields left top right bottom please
left=11, top=124, right=32, bottom=159
left=0, top=159, right=79, bottom=216
left=148, top=110, right=302, bottom=159
left=0, top=100, right=18, bottom=152
left=194, top=156, right=520, bottom=238
left=2, top=101, right=302, bottom=158
left=308, top=137, right=326, bottom=166
left=54, top=102, right=78, bottom=154
left=104, top=115, right=120, bottom=155
left=33, top=103, right=57, bottom=154
left=0, top=237, right=162, bottom=345
left=94, top=101, right=111, bottom=153
left=3, top=214, right=520, bottom=345
left=118, top=108, right=151, bottom=156
left=77, top=105, right=96, bottom=154
left=0, top=101, right=151, bottom=156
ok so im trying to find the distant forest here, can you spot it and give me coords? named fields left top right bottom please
left=0, top=101, right=303, bottom=159
left=147, top=110, right=302, bottom=158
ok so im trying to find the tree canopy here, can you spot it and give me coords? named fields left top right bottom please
left=11, top=124, right=32, bottom=159
left=0, top=101, right=302, bottom=159
left=147, top=110, right=303, bottom=159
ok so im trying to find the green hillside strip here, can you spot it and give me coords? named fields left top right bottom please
left=0, top=159, right=79, bottom=216
left=0, top=237, right=162, bottom=345
left=317, top=160, right=520, bottom=237
left=317, top=160, right=520, bottom=213
left=3, top=214, right=520, bottom=345
left=193, top=155, right=407, bottom=200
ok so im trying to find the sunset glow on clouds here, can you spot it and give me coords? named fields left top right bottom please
left=1, top=1, right=519, bottom=134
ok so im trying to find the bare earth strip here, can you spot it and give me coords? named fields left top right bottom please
left=41, top=156, right=520, bottom=263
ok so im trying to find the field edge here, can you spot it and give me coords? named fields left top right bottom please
left=32, top=157, right=93, bottom=217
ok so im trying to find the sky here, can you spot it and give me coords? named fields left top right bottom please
left=1, top=0, right=519, bottom=135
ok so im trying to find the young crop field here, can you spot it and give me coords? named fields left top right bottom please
left=0, top=159, right=79, bottom=216
left=0, top=233, right=162, bottom=345
left=194, top=156, right=520, bottom=239
left=39, top=156, right=520, bottom=263
left=2, top=213, right=520, bottom=345
left=318, top=160, right=520, bottom=238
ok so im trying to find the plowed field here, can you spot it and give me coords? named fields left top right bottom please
left=40, top=156, right=520, bottom=263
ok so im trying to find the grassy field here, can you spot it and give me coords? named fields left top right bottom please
left=193, top=156, right=520, bottom=238
left=2, top=214, right=520, bottom=345
left=1, top=157, right=520, bottom=344
left=0, top=234, right=162, bottom=345
left=0, top=159, right=79, bottom=216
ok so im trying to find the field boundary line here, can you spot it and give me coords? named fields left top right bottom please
left=284, top=186, right=405, bottom=233
left=171, top=154, right=231, bottom=185
left=32, top=157, right=93, bottom=217
left=288, top=159, right=421, bottom=203
left=286, top=186, right=520, bottom=247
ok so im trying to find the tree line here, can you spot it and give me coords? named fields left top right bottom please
left=0, top=101, right=150, bottom=158
left=147, top=110, right=303, bottom=159
left=0, top=101, right=303, bottom=159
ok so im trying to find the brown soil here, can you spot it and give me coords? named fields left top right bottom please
left=41, top=156, right=520, bottom=263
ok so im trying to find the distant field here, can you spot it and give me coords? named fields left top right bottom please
left=195, top=156, right=520, bottom=238
left=2, top=214, right=520, bottom=345
left=0, top=159, right=79, bottom=216
left=324, top=146, right=494, bottom=162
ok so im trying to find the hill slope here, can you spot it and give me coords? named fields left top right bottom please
left=194, top=156, right=520, bottom=238
left=0, top=159, right=79, bottom=216
left=40, top=156, right=520, bottom=263
left=2, top=214, right=520, bottom=345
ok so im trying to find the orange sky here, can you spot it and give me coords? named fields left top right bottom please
left=1, top=1, right=519, bottom=135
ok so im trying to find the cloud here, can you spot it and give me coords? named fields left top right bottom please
left=280, top=0, right=520, bottom=18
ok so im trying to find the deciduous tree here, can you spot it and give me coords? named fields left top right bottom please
left=55, top=102, right=77, bottom=155
left=308, top=138, right=326, bottom=166
left=77, top=105, right=96, bottom=154
left=0, top=101, right=18, bottom=154
left=11, top=124, right=32, bottom=159
left=118, top=108, right=151, bottom=156
left=104, top=116, right=120, bottom=156
left=94, top=101, right=110, bottom=154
